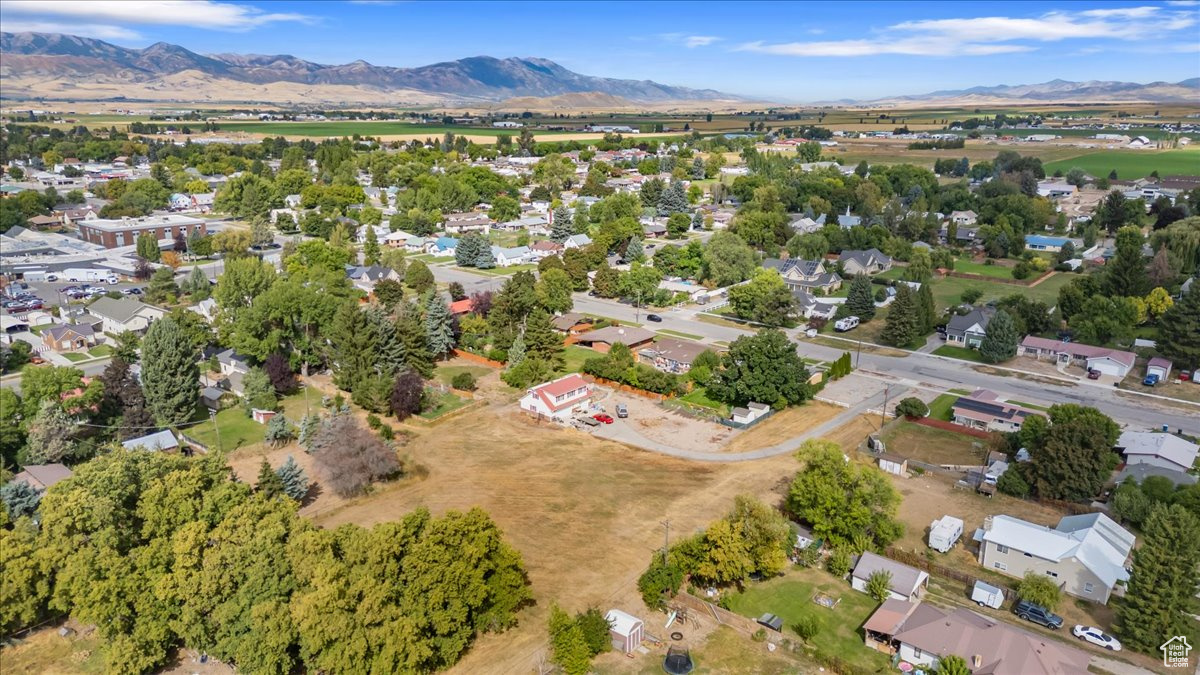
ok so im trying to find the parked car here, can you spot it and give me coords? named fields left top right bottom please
left=803, top=327, right=818, bottom=338
left=834, top=316, right=860, bottom=332
left=1073, top=625, right=1121, bottom=650
left=1087, top=369, right=1101, bottom=379
left=1014, top=600, right=1063, bottom=629
left=646, top=314, right=663, bottom=322
left=21, top=299, right=43, bottom=310
left=122, top=287, right=143, bottom=296
left=30, top=356, right=45, bottom=365
left=615, top=404, right=628, bottom=418
left=1143, top=373, right=1160, bottom=387
left=592, top=413, right=614, bottom=424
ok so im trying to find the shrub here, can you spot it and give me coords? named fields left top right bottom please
left=751, top=628, right=767, bottom=643
left=450, top=372, right=477, bottom=391
left=961, top=288, right=984, bottom=304
left=366, top=414, right=382, bottom=429
left=996, top=467, right=1031, bottom=498
left=895, top=397, right=928, bottom=418
left=378, top=425, right=394, bottom=441
left=866, top=570, right=893, bottom=603
left=308, top=413, right=401, bottom=498
left=637, top=556, right=683, bottom=609
left=1017, top=571, right=1062, bottom=611
left=793, top=614, right=821, bottom=641
left=827, top=549, right=851, bottom=577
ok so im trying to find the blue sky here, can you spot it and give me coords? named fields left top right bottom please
left=2, top=0, right=1198, bottom=101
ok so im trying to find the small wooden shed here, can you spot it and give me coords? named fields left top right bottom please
left=877, top=452, right=908, bottom=476
left=605, top=609, right=644, bottom=654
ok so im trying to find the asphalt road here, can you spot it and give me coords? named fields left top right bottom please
left=430, top=264, right=1200, bottom=436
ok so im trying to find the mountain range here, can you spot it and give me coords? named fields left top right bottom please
left=2, top=32, right=1197, bottom=108
left=0, top=31, right=738, bottom=105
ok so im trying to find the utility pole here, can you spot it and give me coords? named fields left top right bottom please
left=636, top=289, right=642, bottom=323
left=210, top=409, right=222, bottom=452
left=856, top=337, right=862, bottom=368
left=880, top=383, right=892, bottom=430
left=660, top=519, right=670, bottom=563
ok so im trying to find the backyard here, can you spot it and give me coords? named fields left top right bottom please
left=186, top=392, right=310, bottom=451
left=880, top=421, right=989, bottom=466
left=722, top=568, right=891, bottom=672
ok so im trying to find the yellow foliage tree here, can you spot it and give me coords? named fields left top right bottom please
left=1145, top=287, right=1174, bottom=320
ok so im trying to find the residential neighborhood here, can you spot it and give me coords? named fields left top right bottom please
left=1, top=4, right=1199, bottom=674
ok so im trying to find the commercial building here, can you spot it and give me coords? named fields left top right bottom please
left=77, top=215, right=206, bottom=249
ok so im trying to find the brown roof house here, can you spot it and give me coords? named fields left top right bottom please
left=11, top=463, right=73, bottom=491
left=851, top=551, right=928, bottom=602
left=42, top=323, right=96, bottom=352
left=551, top=312, right=593, bottom=335
left=637, top=337, right=711, bottom=374
left=863, top=599, right=1090, bottom=675
left=573, top=325, right=655, bottom=354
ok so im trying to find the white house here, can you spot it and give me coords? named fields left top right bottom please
left=86, top=297, right=166, bottom=335
left=1116, top=431, right=1199, bottom=474
left=976, top=513, right=1134, bottom=603
left=518, top=374, right=593, bottom=421
left=851, top=551, right=929, bottom=602
left=949, top=210, right=978, bottom=226
left=564, top=233, right=592, bottom=249
left=492, top=245, right=532, bottom=267
left=121, top=429, right=179, bottom=452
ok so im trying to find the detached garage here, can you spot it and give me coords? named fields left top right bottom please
left=605, top=609, right=644, bottom=654
left=1146, top=357, right=1173, bottom=381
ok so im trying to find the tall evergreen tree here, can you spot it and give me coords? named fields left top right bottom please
left=275, top=455, right=309, bottom=501
left=1117, top=504, right=1200, bottom=653
left=551, top=205, right=573, bottom=242
left=657, top=180, right=689, bottom=216
left=136, top=232, right=161, bottom=262
left=24, top=400, right=76, bottom=464
left=1103, top=226, right=1150, bottom=298
left=141, top=316, right=199, bottom=426
left=362, top=225, right=381, bottom=266
left=978, top=309, right=1019, bottom=363
left=625, top=236, right=644, bottom=263
left=187, top=266, right=211, bottom=300
left=397, top=302, right=434, bottom=378
left=572, top=202, right=590, bottom=234
left=455, top=234, right=483, bottom=267
left=880, top=285, right=919, bottom=348
left=364, top=305, right=405, bottom=377
left=256, top=459, right=285, bottom=498
left=329, top=304, right=379, bottom=392
left=844, top=276, right=876, bottom=321
left=915, top=283, right=936, bottom=335
left=475, top=244, right=496, bottom=269
left=1158, top=285, right=1200, bottom=371
left=424, top=293, right=457, bottom=359
left=523, top=309, right=564, bottom=370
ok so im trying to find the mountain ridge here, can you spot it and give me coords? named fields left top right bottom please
left=0, top=31, right=739, bottom=103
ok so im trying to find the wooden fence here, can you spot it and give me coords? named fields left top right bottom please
left=580, top=374, right=674, bottom=401
left=451, top=349, right=503, bottom=368
left=882, top=547, right=1017, bottom=609
left=912, top=416, right=992, bottom=439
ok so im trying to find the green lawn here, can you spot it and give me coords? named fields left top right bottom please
left=88, top=344, right=113, bottom=357
left=678, top=387, right=728, bottom=416
left=28, top=323, right=54, bottom=335
left=417, top=390, right=469, bottom=420
left=188, top=393, right=309, bottom=450
left=952, top=257, right=1016, bottom=279
left=927, top=393, right=960, bottom=421
left=656, top=328, right=705, bottom=341
left=723, top=568, right=891, bottom=672
left=562, top=345, right=597, bottom=373
left=928, top=272, right=1074, bottom=313
left=467, top=263, right=539, bottom=276
left=211, top=120, right=591, bottom=138
left=1043, top=147, right=1200, bottom=179
left=60, top=352, right=88, bottom=362
left=433, top=364, right=492, bottom=386
left=933, top=345, right=987, bottom=363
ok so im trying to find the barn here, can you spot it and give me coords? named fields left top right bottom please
left=605, top=609, right=644, bottom=654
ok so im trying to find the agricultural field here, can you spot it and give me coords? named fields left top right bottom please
left=1043, top=147, right=1200, bottom=178
left=212, top=121, right=581, bottom=137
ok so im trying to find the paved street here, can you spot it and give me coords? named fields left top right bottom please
left=431, top=264, right=1200, bottom=437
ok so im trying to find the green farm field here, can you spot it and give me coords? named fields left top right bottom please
left=212, top=121, right=582, bottom=137
left=1043, top=147, right=1200, bottom=178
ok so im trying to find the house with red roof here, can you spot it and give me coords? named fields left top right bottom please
left=449, top=298, right=473, bottom=316
left=519, top=374, right=593, bottom=421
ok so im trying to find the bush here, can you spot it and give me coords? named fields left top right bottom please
left=486, top=348, right=508, bottom=363
left=961, top=288, right=984, bottom=304
left=307, top=414, right=401, bottom=498
left=366, top=414, right=382, bottom=429
left=996, top=467, right=1031, bottom=498
left=450, top=372, right=477, bottom=391
left=793, top=614, right=821, bottom=641
left=1017, top=571, right=1062, bottom=611
left=751, top=628, right=767, bottom=642
left=827, top=549, right=851, bottom=577
left=638, top=556, right=684, bottom=609
left=895, top=397, right=928, bottom=419
left=1011, top=261, right=1031, bottom=280
left=378, top=425, right=394, bottom=441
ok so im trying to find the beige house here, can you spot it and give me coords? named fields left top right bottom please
left=977, top=513, right=1134, bottom=604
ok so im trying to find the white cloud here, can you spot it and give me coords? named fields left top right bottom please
left=0, top=0, right=315, bottom=31
left=735, top=6, right=1196, bottom=58
left=1165, top=0, right=1198, bottom=6
left=683, top=35, right=721, bottom=48
left=0, top=20, right=143, bottom=40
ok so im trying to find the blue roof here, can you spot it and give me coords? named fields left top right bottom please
left=434, top=236, right=459, bottom=249
left=1025, top=235, right=1071, bottom=247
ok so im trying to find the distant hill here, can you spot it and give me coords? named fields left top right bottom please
left=0, top=31, right=741, bottom=104
left=834, top=78, right=1200, bottom=106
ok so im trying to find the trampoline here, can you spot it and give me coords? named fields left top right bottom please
left=663, top=646, right=695, bottom=674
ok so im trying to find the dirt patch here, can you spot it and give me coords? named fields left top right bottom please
left=598, top=389, right=733, bottom=452
left=311, top=404, right=802, bottom=675
left=823, top=415, right=885, bottom=451
left=881, top=421, right=990, bottom=466
left=723, top=402, right=845, bottom=453
left=817, top=373, right=891, bottom=407
left=887, top=471, right=1069, bottom=554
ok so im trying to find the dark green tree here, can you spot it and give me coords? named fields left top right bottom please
left=1158, top=285, right=1200, bottom=371
left=844, top=275, right=876, bottom=321
left=1028, top=405, right=1120, bottom=501
left=136, top=232, right=161, bottom=262
left=405, top=259, right=434, bottom=293
left=1103, top=226, right=1150, bottom=298
left=1117, top=504, right=1200, bottom=653
left=256, top=458, right=285, bottom=498
left=708, top=329, right=813, bottom=408
left=275, top=455, right=309, bottom=500
left=140, top=316, right=199, bottom=426
left=978, top=309, right=1019, bottom=363
left=880, top=284, right=919, bottom=348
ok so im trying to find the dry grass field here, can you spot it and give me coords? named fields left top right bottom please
left=721, top=401, right=845, bottom=453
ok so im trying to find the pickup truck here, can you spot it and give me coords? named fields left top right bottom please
left=1143, top=374, right=1160, bottom=387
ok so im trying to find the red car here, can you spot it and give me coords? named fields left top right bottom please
left=592, top=413, right=614, bottom=424
left=1087, top=369, right=1101, bottom=380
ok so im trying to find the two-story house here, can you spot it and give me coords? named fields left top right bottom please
left=977, top=513, right=1134, bottom=604
left=945, top=308, right=991, bottom=348
left=838, top=249, right=893, bottom=276
left=519, top=374, right=592, bottom=421
left=762, top=258, right=843, bottom=294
